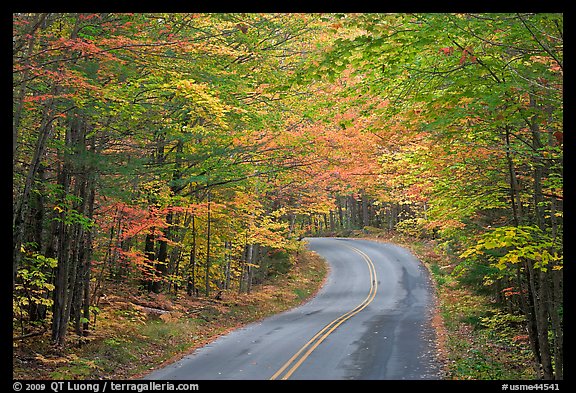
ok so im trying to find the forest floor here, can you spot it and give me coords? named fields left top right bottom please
left=12, top=249, right=327, bottom=380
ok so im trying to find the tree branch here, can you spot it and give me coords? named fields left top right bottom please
left=517, top=13, right=563, bottom=71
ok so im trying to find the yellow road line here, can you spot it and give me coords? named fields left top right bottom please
left=270, top=244, right=378, bottom=380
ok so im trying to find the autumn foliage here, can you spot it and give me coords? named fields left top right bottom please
left=13, top=12, right=562, bottom=380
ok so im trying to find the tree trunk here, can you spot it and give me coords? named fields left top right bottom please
left=205, top=191, right=212, bottom=297
left=13, top=13, right=49, bottom=164
left=51, top=130, right=74, bottom=346
left=337, top=197, right=344, bottom=229
left=52, top=115, right=95, bottom=344
left=143, top=231, right=156, bottom=292
left=536, top=271, right=554, bottom=379
left=151, top=212, right=171, bottom=294
left=504, top=126, right=521, bottom=226
left=549, top=269, right=563, bottom=379
left=81, top=168, right=96, bottom=337
left=225, top=241, right=232, bottom=290
left=361, top=191, right=369, bottom=228
left=13, top=85, right=60, bottom=290
left=187, top=215, right=197, bottom=296
left=26, top=163, right=48, bottom=322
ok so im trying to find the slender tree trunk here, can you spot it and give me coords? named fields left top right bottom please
left=168, top=140, right=184, bottom=294
left=329, top=210, right=336, bottom=232
left=51, top=120, right=75, bottom=346
left=225, top=241, right=232, bottom=290
left=337, top=197, right=344, bottom=229
left=527, top=92, right=556, bottom=379
left=152, top=212, right=171, bottom=293
left=361, top=191, right=369, bottom=228
left=549, top=269, right=563, bottom=379
left=143, top=231, right=155, bottom=292
left=81, top=168, right=96, bottom=336
left=288, top=213, right=296, bottom=235
left=345, top=196, right=352, bottom=229
left=205, top=191, right=212, bottom=297
left=535, top=268, right=553, bottom=379
left=517, top=262, right=542, bottom=377
left=504, top=126, right=521, bottom=226
left=246, top=243, right=254, bottom=293
left=26, top=162, right=48, bottom=322
left=243, top=242, right=254, bottom=294
left=188, top=215, right=197, bottom=296
left=238, top=258, right=246, bottom=294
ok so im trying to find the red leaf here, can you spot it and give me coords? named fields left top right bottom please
left=438, top=47, right=454, bottom=56
left=553, top=131, right=563, bottom=145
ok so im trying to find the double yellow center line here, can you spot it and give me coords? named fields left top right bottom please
left=269, top=244, right=378, bottom=380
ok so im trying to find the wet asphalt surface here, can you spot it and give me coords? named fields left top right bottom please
left=144, top=238, right=442, bottom=380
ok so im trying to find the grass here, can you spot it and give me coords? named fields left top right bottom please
left=13, top=249, right=327, bottom=380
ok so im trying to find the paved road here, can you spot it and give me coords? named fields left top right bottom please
left=144, top=238, right=441, bottom=380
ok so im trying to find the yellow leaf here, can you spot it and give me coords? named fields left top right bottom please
left=507, top=254, right=519, bottom=264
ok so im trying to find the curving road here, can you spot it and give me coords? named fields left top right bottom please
left=143, top=238, right=441, bottom=380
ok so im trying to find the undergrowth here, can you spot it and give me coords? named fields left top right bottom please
left=13, top=249, right=327, bottom=380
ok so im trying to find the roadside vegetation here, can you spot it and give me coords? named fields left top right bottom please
left=13, top=227, right=536, bottom=380
left=342, top=228, right=535, bottom=379
left=13, top=248, right=327, bottom=380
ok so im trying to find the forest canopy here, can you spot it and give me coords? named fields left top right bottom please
left=13, top=13, right=562, bottom=379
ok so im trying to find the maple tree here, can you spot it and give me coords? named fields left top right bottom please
left=13, top=12, right=325, bottom=345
